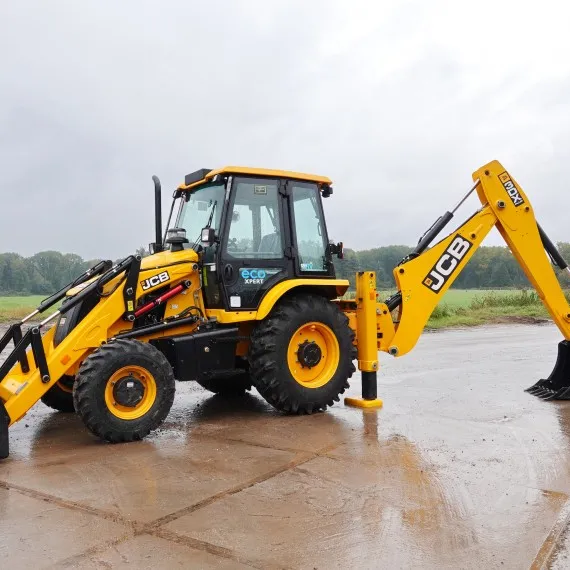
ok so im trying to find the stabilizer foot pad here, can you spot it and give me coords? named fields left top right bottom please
left=345, top=397, right=383, bottom=409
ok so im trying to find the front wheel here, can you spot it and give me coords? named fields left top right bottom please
left=73, top=339, right=175, bottom=443
left=249, top=294, right=356, bottom=414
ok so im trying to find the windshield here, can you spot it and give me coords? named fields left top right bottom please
left=177, top=182, right=226, bottom=247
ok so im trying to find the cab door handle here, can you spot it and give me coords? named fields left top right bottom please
left=223, top=264, right=234, bottom=281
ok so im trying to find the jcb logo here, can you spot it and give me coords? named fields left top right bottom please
left=423, top=235, right=472, bottom=293
left=499, top=172, right=525, bottom=207
left=141, top=270, right=170, bottom=291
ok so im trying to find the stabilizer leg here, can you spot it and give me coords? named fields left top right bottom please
left=345, top=271, right=383, bottom=409
left=526, top=341, right=570, bottom=400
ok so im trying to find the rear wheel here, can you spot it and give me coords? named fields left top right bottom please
left=73, top=339, right=175, bottom=443
left=41, top=375, right=75, bottom=413
left=249, top=294, right=356, bottom=414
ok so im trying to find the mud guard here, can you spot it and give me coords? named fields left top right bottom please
left=526, top=340, right=570, bottom=400
left=0, top=400, right=9, bottom=459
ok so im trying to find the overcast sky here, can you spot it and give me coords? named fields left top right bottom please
left=1, top=0, right=570, bottom=260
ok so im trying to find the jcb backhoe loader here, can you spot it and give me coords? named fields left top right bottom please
left=1, top=160, right=570, bottom=459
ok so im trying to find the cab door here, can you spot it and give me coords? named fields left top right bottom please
left=218, top=176, right=293, bottom=310
left=288, top=180, right=335, bottom=278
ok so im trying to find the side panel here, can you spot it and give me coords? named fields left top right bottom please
left=151, top=327, right=239, bottom=381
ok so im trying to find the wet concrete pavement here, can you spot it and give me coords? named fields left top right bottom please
left=2, top=324, right=570, bottom=568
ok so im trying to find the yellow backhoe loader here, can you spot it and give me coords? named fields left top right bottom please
left=1, top=160, right=569, bottom=459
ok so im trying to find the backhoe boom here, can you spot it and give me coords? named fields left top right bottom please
left=346, top=160, right=570, bottom=406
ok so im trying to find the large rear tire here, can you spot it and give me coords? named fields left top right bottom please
left=249, top=294, right=356, bottom=414
left=73, top=339, right=175, bottom=443
left=41, top=375, right=76, bottom=413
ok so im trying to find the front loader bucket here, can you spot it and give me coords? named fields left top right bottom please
left=526, top=340, right=570, bottom=400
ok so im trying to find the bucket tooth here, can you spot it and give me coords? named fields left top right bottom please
left=525, top=382, right=547, bottom=394
left=530, top=387, right=547, bottom=398
left=541, top=390, right=560, bottom=401
left=554, top=386, right=570, bottom=400
left=526, top=341, right=570, bottom=401
left=536, top=388, right=554, bottom=399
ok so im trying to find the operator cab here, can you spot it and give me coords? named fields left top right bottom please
left=171, top=167, right=342, bottom=311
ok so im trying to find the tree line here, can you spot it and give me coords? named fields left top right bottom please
left=333, top=242, right=570, bottom=290
left=0, top=243, right=569, bottom=295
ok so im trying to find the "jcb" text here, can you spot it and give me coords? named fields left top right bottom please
left=423, top=236, right=472, bottom=293
left=141, top=271, right=170, bottom=291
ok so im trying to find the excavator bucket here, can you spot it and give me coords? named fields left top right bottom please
left=526, top=340, right=570, bottom=400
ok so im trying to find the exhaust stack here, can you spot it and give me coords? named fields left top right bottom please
left=152, top=175, right=163, bottom=253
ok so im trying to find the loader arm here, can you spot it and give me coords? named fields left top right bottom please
left=0, top=251, right=202, bottom=440
left=346, top=160, right=570, bottom=407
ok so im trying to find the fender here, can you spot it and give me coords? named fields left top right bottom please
left=207, top=278, right=350, bottom=324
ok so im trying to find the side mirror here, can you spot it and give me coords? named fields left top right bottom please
left=322, top=184, right=333, bottom=198
left=328, top=241, right=344, bottom=259
left=201, top=227, right=216, bottom=246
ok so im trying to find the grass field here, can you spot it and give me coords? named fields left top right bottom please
left=439, top=289, right=516, bottom=309
left=0, top=296, right=59, bottom=322
left=427, top=289, right=558, bottom=329
left=350, top=288, right=563, bottom=329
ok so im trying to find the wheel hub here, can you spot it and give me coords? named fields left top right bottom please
left=297, top=340, right=322, bottom=369
left=113, top=375, right=145, bottom=408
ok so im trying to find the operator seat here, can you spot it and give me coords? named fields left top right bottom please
left=258, top=232, right=282, bottom=256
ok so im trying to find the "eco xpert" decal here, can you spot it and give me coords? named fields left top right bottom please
left=141, top=270, right=170, bottom=291
left=499, top=172, right=525, bottom=207
left=422, top=235, right=472, bottom=293
left=239, top=268, right=281, bottom=285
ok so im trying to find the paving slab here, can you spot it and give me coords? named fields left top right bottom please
left=1, top=425, right=298, bottom=522
left=67, top=534, right=254, bottom=569
left=165, top=430, right=565, bottom=569
left=0, top=486, right=129, bottom=569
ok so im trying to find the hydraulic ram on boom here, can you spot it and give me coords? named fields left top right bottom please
left=343, top=160, right=570, bottom=407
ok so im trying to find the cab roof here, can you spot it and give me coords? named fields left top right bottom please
left=177, top=166, right=333, bottom=192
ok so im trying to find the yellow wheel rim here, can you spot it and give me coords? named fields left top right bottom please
left=287, top=322, right=340, bottom=388
left=104, top=365, right=157, bottom=420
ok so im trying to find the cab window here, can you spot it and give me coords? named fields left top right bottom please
left=226, top=179, right=283, bottom=259
left=291, top=183, right=327, bottom=272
